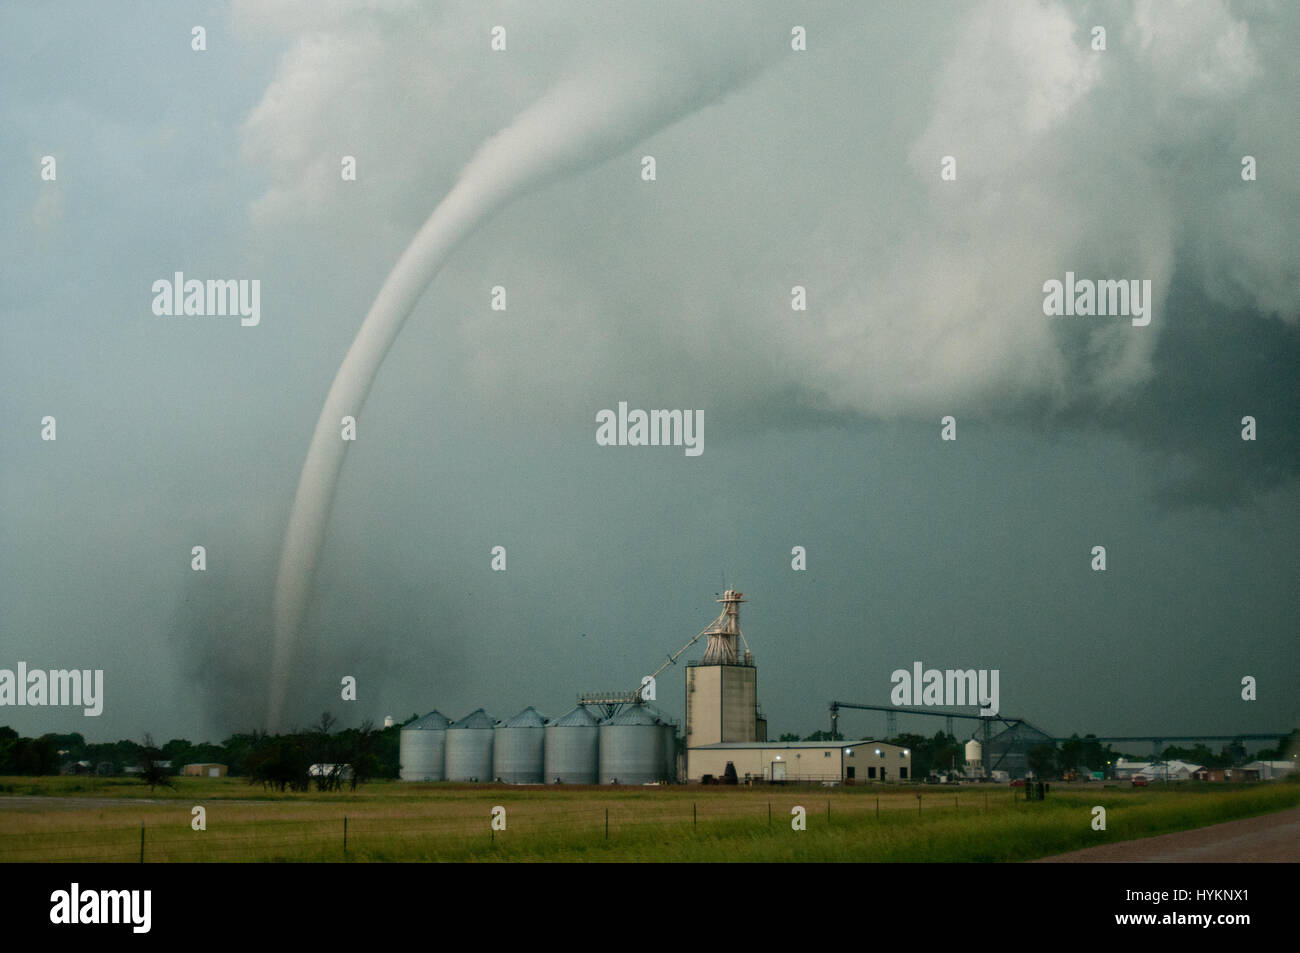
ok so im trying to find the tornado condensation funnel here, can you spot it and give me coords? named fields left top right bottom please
left=269, top=40, right=774, bottom=730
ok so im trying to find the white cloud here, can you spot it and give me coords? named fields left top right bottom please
left=236, top=0, right=1298, bottom=436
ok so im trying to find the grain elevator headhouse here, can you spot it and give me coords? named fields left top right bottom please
left=685, top=590, right=765, bottom=763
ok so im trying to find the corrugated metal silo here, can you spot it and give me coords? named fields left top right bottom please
left=544, top=705, right=600, bottom=784
left=658, top=719, right=678, bottom=783
left=399, top=710, right=449, bottom=781
left=444, top=709, right=496, bottom=781
left=493, top=707, right=546, bottom=783
left=599, top=705, right=667, bottom=784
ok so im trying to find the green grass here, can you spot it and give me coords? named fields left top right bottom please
left=1, top=777, right=1296, bottom=862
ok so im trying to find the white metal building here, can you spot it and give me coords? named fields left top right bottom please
left=1238, top=760, right=1297, bottom=780
left=689, top=740, right=911, bottom=784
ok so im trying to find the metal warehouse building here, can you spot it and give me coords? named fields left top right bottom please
left=689, top=740, right=911, bottom=784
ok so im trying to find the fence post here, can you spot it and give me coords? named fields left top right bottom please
left=875, top=797, right=879, bottom=818
left=139, top=822, right=145, bottom=864
left=605, top=808, right=609, bottom=840
left=693, top=802, right=697, bottom=829
left=768, top=801, right=771, bottom=827
left=918, top=794, right=922, bottom=815
left=343, top=815, right=348, bottom=856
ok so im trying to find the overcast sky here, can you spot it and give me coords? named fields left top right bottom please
left=2, top=1, right=1297, bottom=749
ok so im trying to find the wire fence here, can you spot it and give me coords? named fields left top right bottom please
left=0, top=790, right=1023, bottom=862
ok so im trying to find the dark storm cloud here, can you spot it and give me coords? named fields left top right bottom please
left=1051, top=272, right=1300, bottom=506
left=2, top=1, right=1296, bottom=744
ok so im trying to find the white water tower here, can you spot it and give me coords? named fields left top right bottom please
left=965, top=738, right=983, bottom=777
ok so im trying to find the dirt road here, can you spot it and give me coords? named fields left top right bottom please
left=1033, top=806, right=1300, bottom=862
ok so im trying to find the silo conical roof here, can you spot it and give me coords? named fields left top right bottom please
left=549, top=705, right=599, bottom=728
left=502, top=707, right=547, bottom=728
left=603, top=705, right=662, bottom=727
left=404, top=710, right=450, bottom=730
left=450, top=708, right=496, bottom=729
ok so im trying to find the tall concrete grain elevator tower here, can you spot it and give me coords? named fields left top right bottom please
left=685, top=591, right=765, bottom=774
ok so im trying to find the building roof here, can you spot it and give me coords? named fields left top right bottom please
left=691, top=739, right=904, bottom=751
left=987, top=721, right=1055, bottom=744
left=1132, top=760, right=1203, bottom=776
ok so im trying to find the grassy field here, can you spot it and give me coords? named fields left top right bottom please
left=1, top=776, right=1296, bottom=862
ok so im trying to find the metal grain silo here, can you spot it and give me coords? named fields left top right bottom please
left=599, top=705, right=666, bottom=785
left=493, top=707, right=546, bottom=783
left=544, top=705, right=600, bottom=784
left=658, top=718, right=678, bottom=783
left=444, top=709, right=496, bottom=782
left=399, top=710, right=449, bottom=781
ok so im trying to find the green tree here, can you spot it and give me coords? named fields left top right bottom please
left=802, top=730, right=844, bottom=742
left=1027, top=743, right=1057, bottom=779
left=340, top=720, right=383, bottom=790
left=1080, top=735, right=1108, bottom=771
left=137, top=734, right=175, bottom=791
left=247, top=734, right=310, bottom=792
left=0, top=726, right=20, bottom=774
left=14, top=735, right=60, bottom=775
left=375, top=722, right=401, bottom=779
left=1256, top=731, right=1298, bottom=762
left=886, top=733, right=930, bottom=777
left=220, top=731, right=266, bottom=776
left=1058, top=734, right=1084, bottom=773
left=48, top=732, right=87, bottom=761
left=162, top=738, right=195, bottom=766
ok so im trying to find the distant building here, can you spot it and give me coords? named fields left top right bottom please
left=683, top=591, right=766, bottom=782
left=308, top=763, right=354, bottom=780
left=1114, top=758, right=1147, bottom=779
left=983, top=721, right=1056, bottom=779
left=1238, top=760, right=1296, bottom=780
left=1130, top=760, right=1202, bottom=782
left=690, top=740, right=911, bottom=784
left=182, top=763, right=228, bottom=778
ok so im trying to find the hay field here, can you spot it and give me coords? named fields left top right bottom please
left=1, top=776, right=1296, bottom=862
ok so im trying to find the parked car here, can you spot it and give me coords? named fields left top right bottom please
left=1010, top=779, right=1026, bottom=787
left=1132, top=777, right=1150, bottom=787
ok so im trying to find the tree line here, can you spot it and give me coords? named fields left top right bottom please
left=0, top=711, right=406, bottom=790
